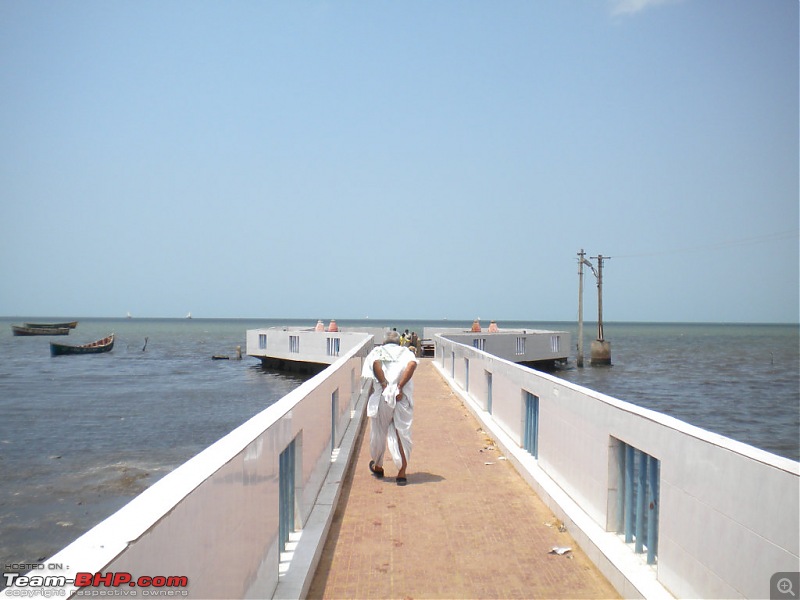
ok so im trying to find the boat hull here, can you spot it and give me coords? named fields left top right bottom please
left=24, top=321, right=78, bottom=329
left=12, top=325, right=70, bottom=336
left=50, top=335, right=114, bottom=356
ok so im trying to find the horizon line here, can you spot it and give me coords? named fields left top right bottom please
left=1, top=315, right=797, bottom=327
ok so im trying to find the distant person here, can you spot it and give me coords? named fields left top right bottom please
left=362, top=330, right=419, bottom=485
left=410, top=332, right=420, bottom=356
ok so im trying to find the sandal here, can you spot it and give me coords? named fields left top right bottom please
left=369, top=460, right=384, bottom=478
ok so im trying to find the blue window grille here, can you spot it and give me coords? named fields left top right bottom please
left=486, top=371, right=493, bottom=414
left=289, top=335, right=300, bottom=353
left=258, top=334, right=267, bottom=350
left=523, top=392, right=539, bottom=458
left=473, top=338, right=485, bottom=351
left=465, top=358, right=470, bottom=392
left=451, top=351, right=455, bottom=378
left=516, top=337, right=526, bottom=356
left=615, top=440, right=660, bottom=565
left=279, top=440, right=296, bottom=553
left=326, top=337, right=340, bottom=356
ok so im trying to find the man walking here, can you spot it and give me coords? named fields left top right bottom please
left=362, top=330, right=418, bottom=485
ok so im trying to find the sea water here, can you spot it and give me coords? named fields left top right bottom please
left=0, top=317, right=306, bottom=572
left=555, top=321, right=800, bottom=461
left=0, top=317, right=797, bottom=571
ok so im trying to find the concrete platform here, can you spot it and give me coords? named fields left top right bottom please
left=307, top=360, right=620, bottom=599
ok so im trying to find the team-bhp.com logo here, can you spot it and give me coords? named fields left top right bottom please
left=3, top=571, right=189, bottom=597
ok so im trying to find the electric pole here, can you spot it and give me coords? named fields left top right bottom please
left=577, top=249, right=590, bottom=368
left=595, top=254, right=607, bottom=341
left=589, top=254, right=611, bottom=366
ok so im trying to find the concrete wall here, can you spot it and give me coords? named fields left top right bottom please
left=424, top=327, right=570, bottom=365
left=17, top=336, right=374, bottom=599
left=435, top=334, right=800, bottom=599
left=246, top=327, right=385, bottom=366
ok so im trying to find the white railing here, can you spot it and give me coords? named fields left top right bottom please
left=12, top=336, right=374, bottom=599
left=435, top=334, right=800, bottom=600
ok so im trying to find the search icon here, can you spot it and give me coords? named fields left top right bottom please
left=777, top=577, right=796, bottom=597
left=773, top=573, right=800, bottom=600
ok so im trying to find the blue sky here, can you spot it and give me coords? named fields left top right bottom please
left=1, top=0, right=797, bottom=323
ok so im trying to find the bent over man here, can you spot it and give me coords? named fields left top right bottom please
left=362, top=330, right=418, bottom=485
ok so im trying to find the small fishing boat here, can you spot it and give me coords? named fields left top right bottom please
left=12, top=325, right=70, bottom=336
left=24, top=321, right=78, bottom=329
left=50, top=334, right=115, bottom=356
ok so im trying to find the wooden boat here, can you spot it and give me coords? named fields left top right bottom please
left=24, top=321, right=78, bottom=329
left=12, top=325, right=70, bottom=336
left=50, top=334, right=114, bottom=356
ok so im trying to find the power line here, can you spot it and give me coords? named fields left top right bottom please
left=612, top=229, right=799, bottom=259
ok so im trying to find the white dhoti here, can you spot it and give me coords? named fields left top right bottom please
left=363, top=343, right=418, bottom=470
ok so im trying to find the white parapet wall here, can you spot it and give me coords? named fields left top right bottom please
left=435, top=334, right=800, bottom=599
left=424, top=326, right=570, bottom=366
left=7, top=335, right=375, bottom=599
left=247, top=327, right=386, bottom=368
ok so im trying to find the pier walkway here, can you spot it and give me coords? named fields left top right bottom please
left=307, top=359, right=619, bottom=599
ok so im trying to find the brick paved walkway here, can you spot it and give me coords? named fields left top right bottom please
left=307, top=360, right=619, bottom=599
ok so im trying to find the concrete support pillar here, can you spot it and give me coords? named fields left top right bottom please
left=590, top=339, right=612, bottom=366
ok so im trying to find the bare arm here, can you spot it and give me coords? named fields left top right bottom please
left=373, top=361, right=388, bottom=388
left=396, top=361, right=417, bottom=399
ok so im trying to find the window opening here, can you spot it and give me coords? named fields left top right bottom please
left=615, top=440, right=660, bottom=565
left=279, top=440, right=296, bottom=552
left=523, top=392, right=539, bottom=458
left=327, top=337, right=340, bottom=356
left=486, top=371, right=493, bottom=414
left=331, top=389, right=339, bottom=454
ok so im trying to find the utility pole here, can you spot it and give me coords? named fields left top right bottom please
left=577, top=249, right=589, bottom=368
left=589, top=254, right=611, bottom=366
left=595, top=254, right=607, bottom=341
